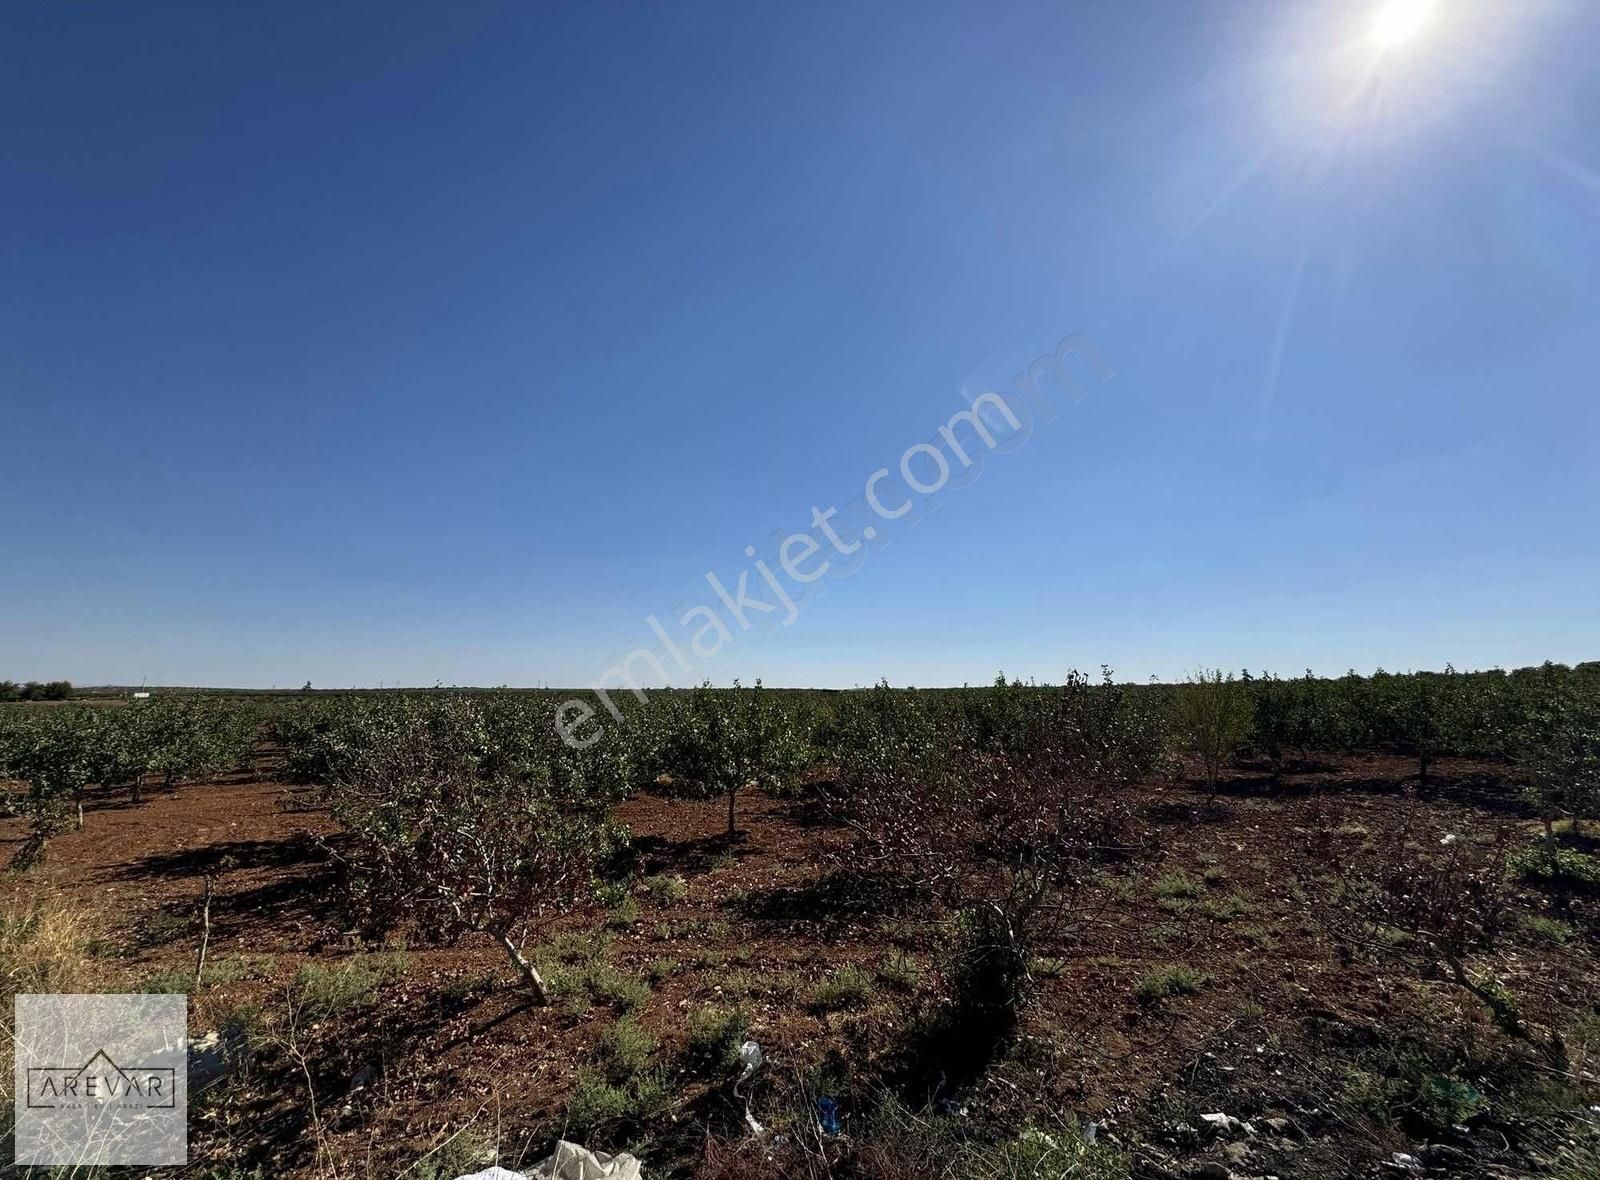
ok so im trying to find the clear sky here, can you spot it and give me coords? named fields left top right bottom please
left=3, top=1, right=1597, bottom=689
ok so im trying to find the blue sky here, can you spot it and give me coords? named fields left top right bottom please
left=3, top=0, right=1597, bottom=688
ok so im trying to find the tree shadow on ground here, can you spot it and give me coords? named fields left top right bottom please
left=631, top=830, right=749, bottom=877
left=776, top=791, right=849, bottom=829
left=1143, top=799, right=1234, bottom=826
left=115, top=833, right=326, bottom=880
left=733, top=868, right=924, bottom=931
left=881, top=993, right=1018, bottom=1108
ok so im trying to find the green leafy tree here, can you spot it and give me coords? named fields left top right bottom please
left=7, top=708, right=102, bottom=868
left=88, top=708, right=150, bottom=803
left=1515, top=678, right=1600, bottom=844
left=1173, top=669, right=1254, bottom=793
left=823, top=679, right=945, bottom=790
left=652, top=681, right=809, bottom=838
left=1245, top=670, right=1288, bottom=771
left=1388, top=667, right=1471, bottom=789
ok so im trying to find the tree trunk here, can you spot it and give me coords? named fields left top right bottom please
left=1447, top=957, right=1527, bottom=1042
left=727, top=784, right=737, bottom=839
left=11, top=830, right=47, bottom=872
left=131, top=775, right=144, bottom=805
left=194, top=875, right=214, bottom=990
left=497, top=931, right=549, bottom=1005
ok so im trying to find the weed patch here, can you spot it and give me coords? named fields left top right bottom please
left=643, top=874, right=689, bottom=904
left=1135, top=964, right=1206, bottom=1004
left=1510, top=845, right=1600, bottom=889
left=808, top=963, right=877, bottom=1012
left=1153, top=871, right=1201, bottom=900
left=684, top=1005, right=748, bottom=1072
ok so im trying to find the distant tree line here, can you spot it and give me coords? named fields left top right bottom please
left=0, top=680, right=74, bottom=702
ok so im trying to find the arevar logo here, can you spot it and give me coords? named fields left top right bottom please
left=27, top=1048, right=178, bottom=1110
left=12, top=993, right=188, bottom=1166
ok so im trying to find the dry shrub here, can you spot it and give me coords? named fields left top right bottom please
left=324, top=707, right=617, bottom=1004
left=1307, top=810, right=1532, bottom=1041
left=826, top=753, right=1143, bottom=1091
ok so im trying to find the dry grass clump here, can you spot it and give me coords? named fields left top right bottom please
left=1, top=887, right=98, bottom=1005
left=0, top=888, right=101, bottom=1107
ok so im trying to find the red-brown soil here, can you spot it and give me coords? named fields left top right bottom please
left=3, top=752, right=1596, bottom=1179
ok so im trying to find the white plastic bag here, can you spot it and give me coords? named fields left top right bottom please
left=737, top=1039, right=764, bottom=1081
left=456, top=1141, right=643, bottom=1180
left=735, top=1039, right=767, bottom=1135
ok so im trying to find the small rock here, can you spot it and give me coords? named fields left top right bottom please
left=1132, top=1156, right=1179, bottom=1180
left=1419, top=1143, right=1471, bottom=1169
left=1222, top=1141, right=1252, bottom=1164
left=1261, top=1117, right=1291, bottom=1135
left=1291, top=1104, right=1325, bottom=1127
left=1200, top=1112, right=1251, bottom=1138
left=1186, top=1163, right=1231, bottom=1180
left=1164, top=1123, right=1202, bottom=1147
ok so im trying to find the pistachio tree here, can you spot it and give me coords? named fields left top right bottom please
left=7, top=708, right=102, bottom=868
left=325, top=701, right=619, bottom=1003
left=651, top=681, right=809, bottom=838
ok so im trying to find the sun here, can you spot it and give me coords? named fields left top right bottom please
left=1370, top=0, right=1436, bottom=49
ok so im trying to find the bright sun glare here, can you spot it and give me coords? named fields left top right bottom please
left=1370, top=0, right=1436, bottom=49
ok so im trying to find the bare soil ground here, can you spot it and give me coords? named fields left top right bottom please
left=4, top=751, right=1597, bottom=1179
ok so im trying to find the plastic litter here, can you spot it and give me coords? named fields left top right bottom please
left=737, top=1039, right=764, bottom=1082
left=817, top=1096, right=842, bottom=1137
left=734, top=1040, right=766, bottom=1136
left=456, top=1141, right=643, bottom=1180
